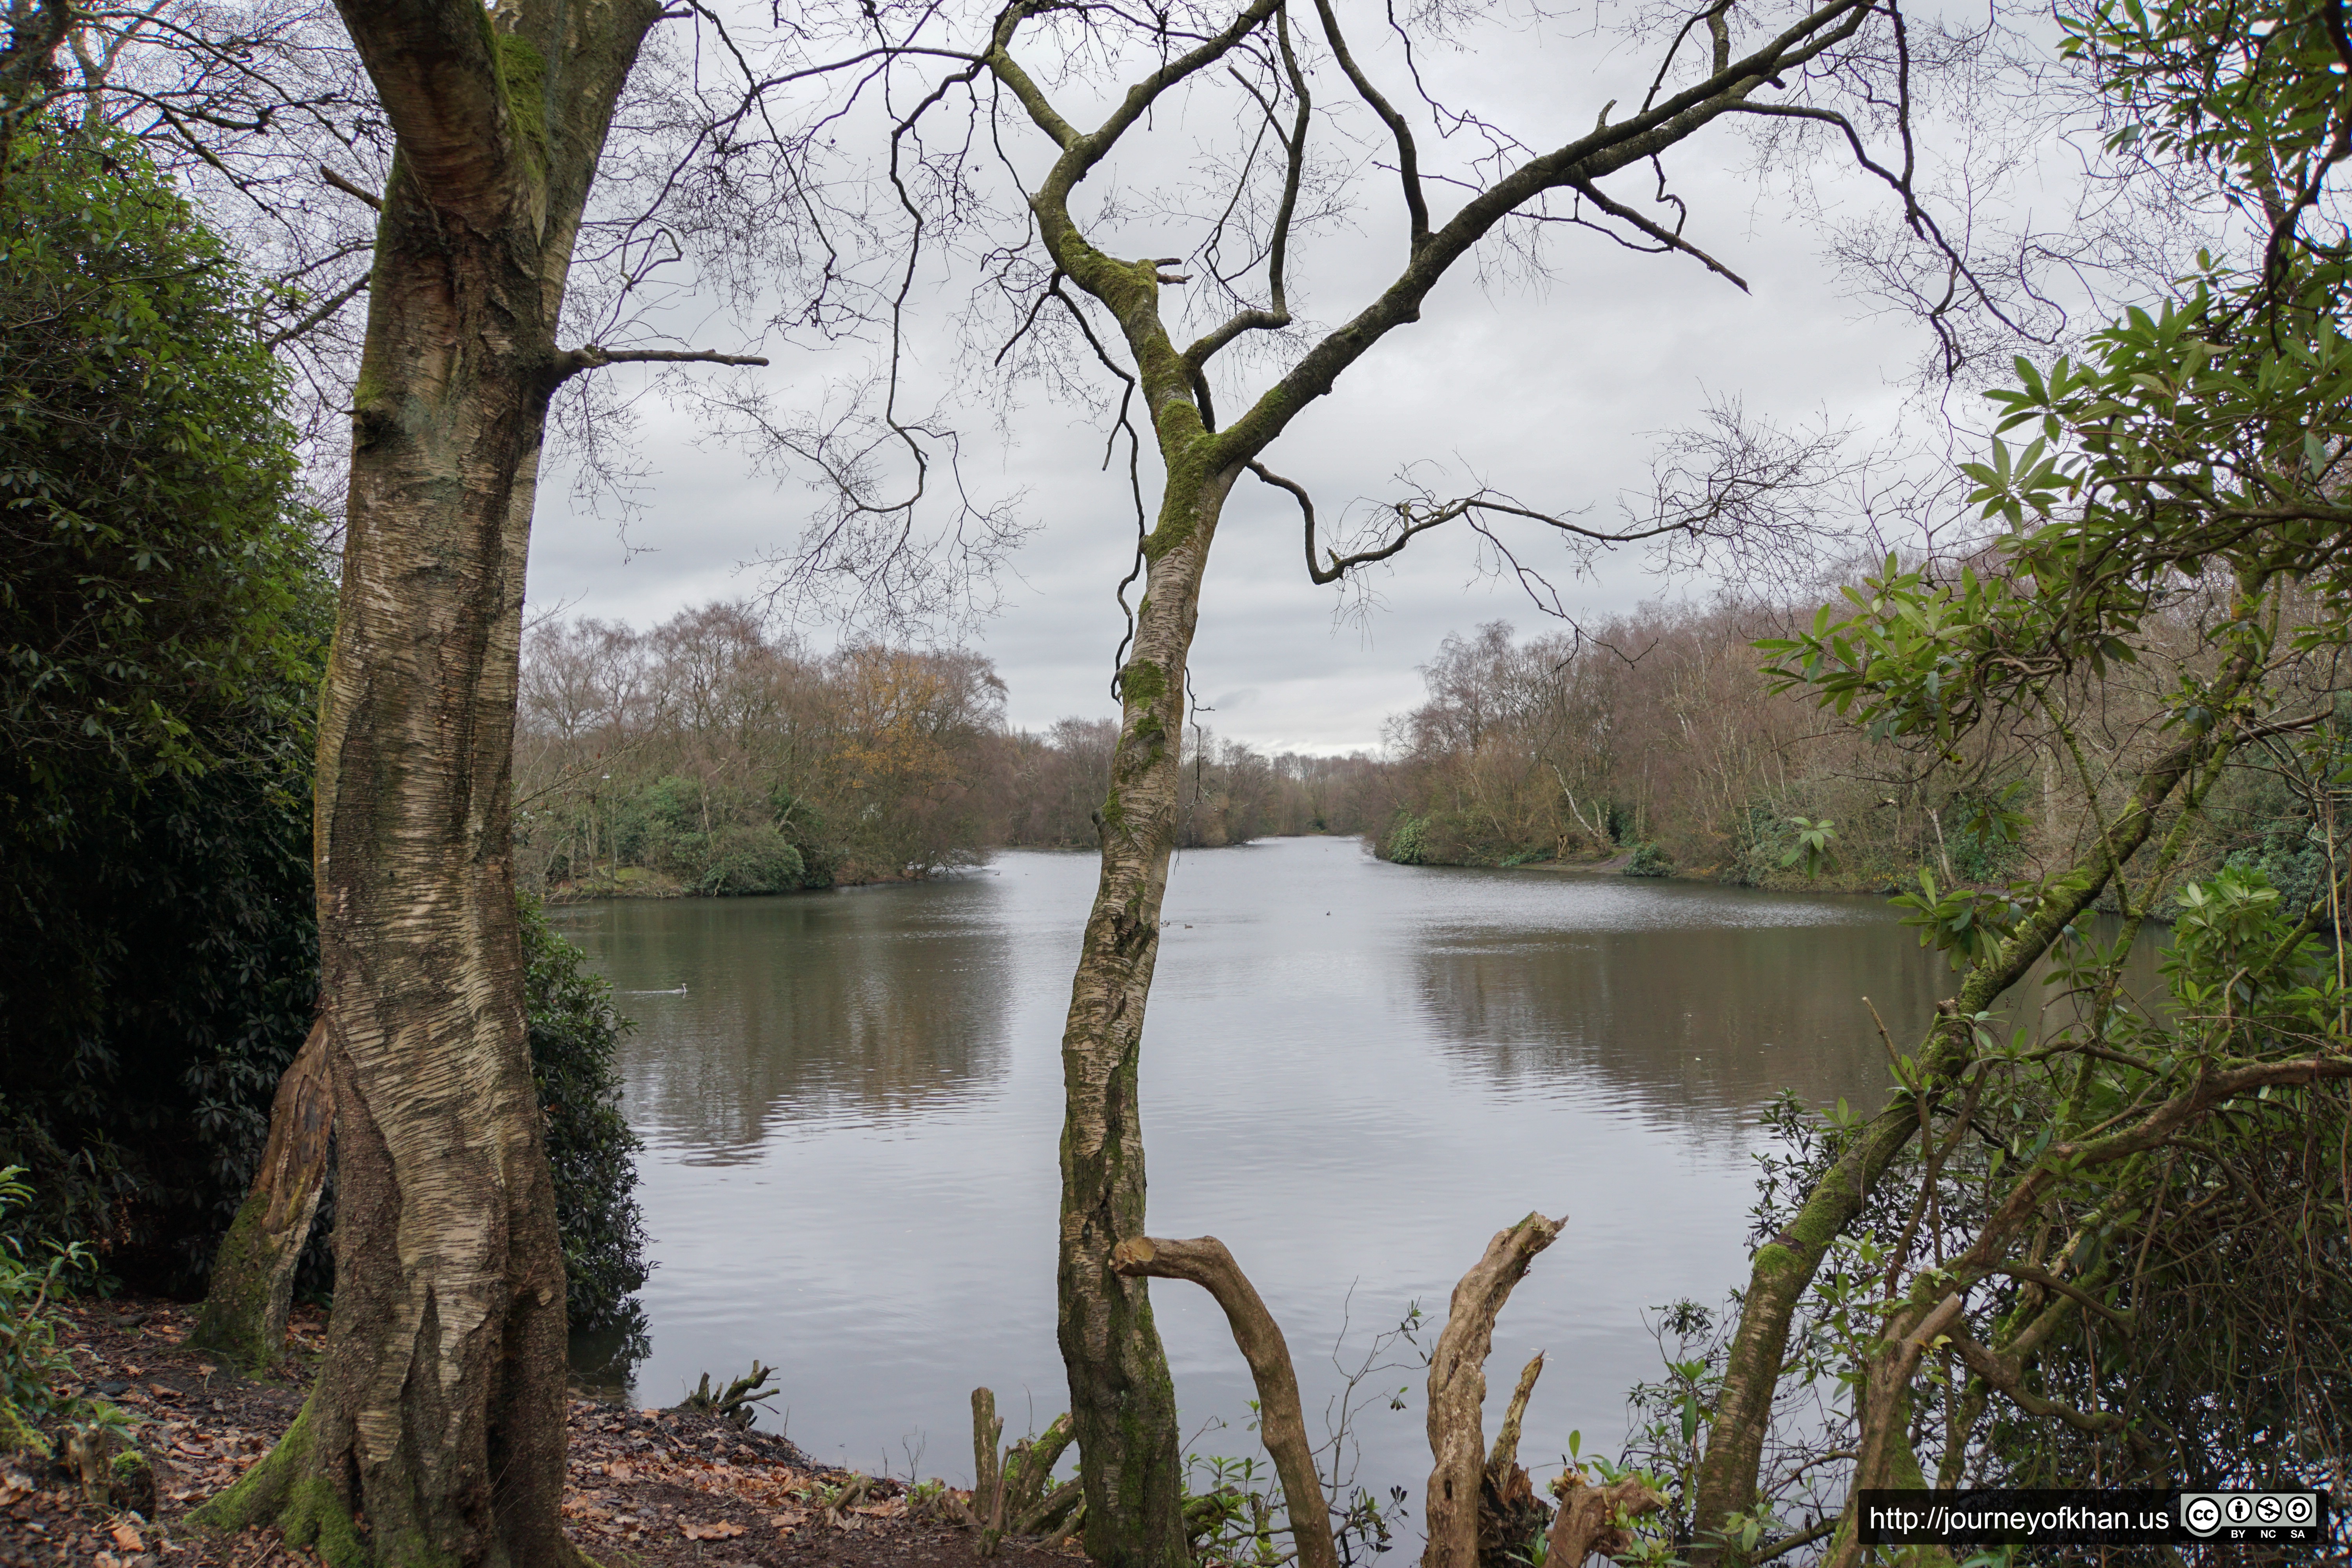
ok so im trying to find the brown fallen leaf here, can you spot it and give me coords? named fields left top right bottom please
left=679, top=1521, right=746, bottom=1541
left=112, top=1522, right=146, bottom=1552
left=607, top=1461, right=633, bottom=1482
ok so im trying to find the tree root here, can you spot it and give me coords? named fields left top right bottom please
left=187, top=1400, right=369, bottom=1568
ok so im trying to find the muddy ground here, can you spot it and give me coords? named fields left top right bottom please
left=2, top=1298, right=1080, bottom=1568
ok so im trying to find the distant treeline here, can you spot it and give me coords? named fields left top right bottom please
left=514, top=603, right=1385, bottom=893
left=524, top=590, right=2336, bottom=907
left=1372, top=597, right=2340, bottom=904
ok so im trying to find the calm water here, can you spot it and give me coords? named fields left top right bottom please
left=550, top=839, right=2122, bottom=1502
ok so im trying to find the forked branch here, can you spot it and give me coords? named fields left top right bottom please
left=1944, top=1329, right=2126, bottom=1435
left=1307, top=0, right=1428, bottom=250
left=1183, top=5, right=1312, bottom=372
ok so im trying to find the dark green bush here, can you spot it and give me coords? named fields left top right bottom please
left=697, top=824, right=808, bottom=895
left=1624, top=842, right=1674, bottom=877
left=0, top=131, right=653, bottom=1333
left=0, top=126, right=327, bottom=1287
left=0, top=130, right=319, bottom=820
left=1379, top=814, right=1428, bottom=864
left=0, top=1167, right=106, bottom=1455
left=520, top=898, right=650, bottom=1330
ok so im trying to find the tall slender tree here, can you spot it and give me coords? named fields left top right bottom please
left=795, top=2, right=2002, bottom=1560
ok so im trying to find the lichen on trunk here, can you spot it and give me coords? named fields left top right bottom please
left=1056, top=452, right=1239, bottom=1568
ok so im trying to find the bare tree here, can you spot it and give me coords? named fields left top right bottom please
left=732, top=0, right=2036, bottom=1560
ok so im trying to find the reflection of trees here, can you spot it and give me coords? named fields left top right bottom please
left=1417, top=914, right=2169, bottom=1122
left=1416, top=923, right=1938, bottom=1121
left=567, top=888, right=1013, bottom=1161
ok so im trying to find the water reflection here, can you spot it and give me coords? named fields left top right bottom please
left=550, top=883, right=1014, bottom=1158
left=557, top=840, right=2163, bottom=1506
left=1412, top=900, right=1941, bottom=1116
left=1407, top=870, right=2169, bottom=1119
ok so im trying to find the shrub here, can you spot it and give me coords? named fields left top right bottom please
left=0, top=1168, right=108, bottom=1456
left=0, top=127, right=328, bottom=1287
left=1624, top=842, right=1673, bottom=878
left=697, top=824, right=809, bottom=895
left=520, top=898, right=650, bottom=1330
left=1384, top=814, right=1431, bottom=865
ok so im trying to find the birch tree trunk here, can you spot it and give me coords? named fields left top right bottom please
left=191, top=0, right=660, bottom=1560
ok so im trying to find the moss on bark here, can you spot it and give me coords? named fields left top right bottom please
left=191, top=1401, right=370, bottom=1568
left=188, top=1192, right=284, bottom=1370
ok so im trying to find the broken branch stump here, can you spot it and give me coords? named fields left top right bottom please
left=1546, top=1469, right=1665, bottom=1567
left=1423, top=1213, right=1565, bottom=1568
left=1478, top=1352, right=1552, bottom=1568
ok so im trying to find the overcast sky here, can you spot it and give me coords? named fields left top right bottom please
left=525, top=1, right=2057, bottom=755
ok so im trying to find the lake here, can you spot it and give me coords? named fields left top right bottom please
left=550, top=837, right=2106, bottom=1508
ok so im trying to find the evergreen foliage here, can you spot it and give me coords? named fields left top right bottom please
left=0, top=129, right=652, bottom=1334
left=1623, top=842, right=1673, bottom=878
left=0, top=126, right=327, bottom=1285
left=0, top=130, right=319, bottom=817
left=519, top=899, right=650, bottom=1331
left=0, top=1168, right=110, bottom=1456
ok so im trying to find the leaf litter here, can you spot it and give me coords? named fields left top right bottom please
left=2, top=1296, right=1082, bottom=1568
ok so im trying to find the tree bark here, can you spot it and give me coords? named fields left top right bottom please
left=191, top=1016, right=333, bottom=1372
left=1110, top=1235, right=1338, bottom=1568
left=0, top=0, right=73, bottom=180
left=1422, top=1213, right=1562, bottom=1568
left=1545, top=1470, right=1664, bottom=1568
left=189, top=0, right=657, bottom=1562
left=1056, top=443, right=1239, bottom=1568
